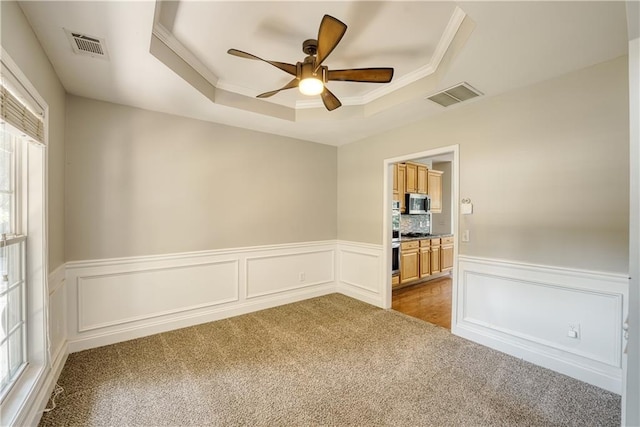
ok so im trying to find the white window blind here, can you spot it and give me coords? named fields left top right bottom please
left=0, top=84, right=44, bottom=145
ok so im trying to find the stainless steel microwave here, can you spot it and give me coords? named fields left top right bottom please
left=405, top=193, right=430, bottom=214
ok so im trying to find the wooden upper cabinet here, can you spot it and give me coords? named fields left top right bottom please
left=397, top=164, right=406, bottom=213
left=417, top=165, right=428, bottom=194
left=428, top=169, right=443, bottom=213
left=405, top=163, right=417, bottom=193
left=392, top=163, right=398, bottom=194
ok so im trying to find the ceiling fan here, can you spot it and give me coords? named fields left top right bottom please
left=227, top=14, right=394, bottom=111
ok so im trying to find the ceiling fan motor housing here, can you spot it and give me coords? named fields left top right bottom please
left=297, top=61, right=327, bottom=83
left=302, top=39, right=318, bottom=56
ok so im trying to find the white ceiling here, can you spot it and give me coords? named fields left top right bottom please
left=18, top=1, right=629, bottom=146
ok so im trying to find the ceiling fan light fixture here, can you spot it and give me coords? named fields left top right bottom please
left=299, top=77, right=324, bottom=96
left=227, top=14, right=393, bottom=110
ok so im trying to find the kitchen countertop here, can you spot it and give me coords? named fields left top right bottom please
left=399, top=233, right=453, bottom=242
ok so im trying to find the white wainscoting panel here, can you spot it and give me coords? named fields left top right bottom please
left=66, top=241, right=337, bottom=352
left=454, top=255, right=628, bottom=393
left=246, top=249, right=334, bottom=298
left=336, top=241, right=384, bottom=307
left=77, top=260, right=239, bottom=332
left=48, top=265, right=67, bottom=363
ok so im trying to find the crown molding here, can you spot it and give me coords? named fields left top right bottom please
left=151, top=10, right=219, bottom=87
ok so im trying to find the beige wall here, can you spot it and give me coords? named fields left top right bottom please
left=338, top=56, right=629, bottom=273
left=65, top=96, right=337, bottom=261
left=1, top=1, right=66, bottom=272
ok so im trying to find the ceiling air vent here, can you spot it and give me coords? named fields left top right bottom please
left=427, top=83, right=482, bottom=107
left=64, top=29, right=109, bottom=59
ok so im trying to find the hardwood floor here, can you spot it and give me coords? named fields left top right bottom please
left=392, top=275, right=452, bottom=329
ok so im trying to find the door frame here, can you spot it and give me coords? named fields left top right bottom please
left=381, top=144, right=460, bottom=327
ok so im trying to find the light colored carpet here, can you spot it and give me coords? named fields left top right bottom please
left=39, top=293, right=620, bottom=426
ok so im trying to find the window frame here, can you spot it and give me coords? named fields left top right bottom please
left=0, top=48, right=49, bottom=427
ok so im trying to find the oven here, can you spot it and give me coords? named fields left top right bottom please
left=391, top=200, right=401, bottom=274
left=392, top=241, right=400, bottom=275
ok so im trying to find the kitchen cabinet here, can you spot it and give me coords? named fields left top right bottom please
left=419, top=239, right=431, bottom=278
left=392, top=274, right=400, bottom=288
left=405, top=162, right=428, bottom=195
left=430, top=238, right=441, bottom=274
left=405, top=163, right=417, bottom=193
left=440, top=236, right=454, bottom=272
left=428, top=169, right=443, bottom=213
left=395, top=162, right=443, bottom=215
left=400, top=241, right=420, bottom=284
left=417, top=165, right=428, bottom=194
left=396, top=164, right=406, bottom=213
left=398, top=236, right=454, bottom=286
left=393, top=163, right=399, bottom=194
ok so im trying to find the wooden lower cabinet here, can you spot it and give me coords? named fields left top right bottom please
left=399, top=236, right=453, bottom=285
left=420, top=240, right=431, bottom=278
left=392, top=274, right=400, bottom=288
left=430, top=238, right=441, bottom=274
left=400, top=241, right=420, bottom=284
left=441, top=236, right=454, bottom=272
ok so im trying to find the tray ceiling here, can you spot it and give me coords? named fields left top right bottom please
left=18, top=1, right=629, bottom=145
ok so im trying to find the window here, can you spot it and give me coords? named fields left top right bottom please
left=0, top=128, right=27, bottom=400
left=1, top=50, right=48, bottom=426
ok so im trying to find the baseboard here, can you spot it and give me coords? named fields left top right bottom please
left=454, top=255, right=628, bottom=394
left=65, top=241, right=338, bottom=352
left=336, top=241, right=384, bottom=307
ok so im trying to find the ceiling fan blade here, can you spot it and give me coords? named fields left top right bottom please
left=328, top=68, right=394, bottom=83
left=227, top=49, right=297, bottom=76
left=256, top=78, right=299, bottom=98
left=320, top=87, right=342, bottom=111
left=315, top=15, right=347, bottom=71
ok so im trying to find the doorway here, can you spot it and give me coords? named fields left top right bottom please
left=382, top=145, right=459, bottom=331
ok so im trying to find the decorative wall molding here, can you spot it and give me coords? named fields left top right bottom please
left=48, top=264, right=65, bottom=295
left=454, top=255, right=629, bottom=393
left=55, top=241, right=630, bottom=396
left=47, top=265, right=67, bottom=379
left=65, top=241, right=337, bottom=352
left=245, top=249, right=335, bottom=299
left=76, top=259, right=240, bottom=332
left=336, top=241, right=384, bottom=307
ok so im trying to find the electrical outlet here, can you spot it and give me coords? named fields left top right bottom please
left=299, top=272, right=305, bottom=282
left=568, top=323, right=581, bottom=339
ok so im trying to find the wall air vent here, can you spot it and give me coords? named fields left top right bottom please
left=64, top=29, right=109, bottom=59
left=427, top=82, right=482, bottom=107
